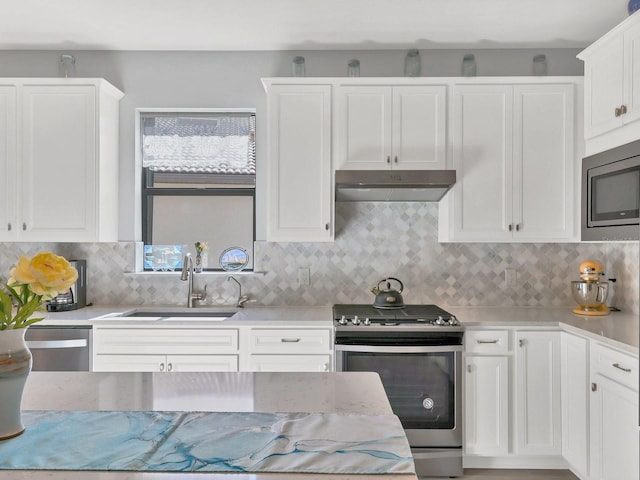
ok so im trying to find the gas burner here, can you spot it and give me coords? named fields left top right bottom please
left=333, top=304, right=461, bottom=330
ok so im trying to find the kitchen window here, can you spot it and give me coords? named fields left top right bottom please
left=138, top=109, right=256, bottom=271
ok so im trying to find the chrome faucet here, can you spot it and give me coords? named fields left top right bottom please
left=227, top=276, right=250, bottom=308
left=180, top=253, right=207, bottom=308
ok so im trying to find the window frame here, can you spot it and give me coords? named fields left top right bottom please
left=135, top=108, right=257, bottom=273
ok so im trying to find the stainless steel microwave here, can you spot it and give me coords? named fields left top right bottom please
left=582, top=139, right=640, bottom=241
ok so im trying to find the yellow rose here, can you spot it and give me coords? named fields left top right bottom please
left=10, top=252, right=78, bottom=299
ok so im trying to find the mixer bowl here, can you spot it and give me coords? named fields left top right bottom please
left=571, top=280, right=609, bottom=307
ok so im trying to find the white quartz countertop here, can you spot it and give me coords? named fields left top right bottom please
left=448, top=306, right=638, bottom=354
left=37, top=304, right=638, bottom=354
left=11, top=371, right=416, bottom=480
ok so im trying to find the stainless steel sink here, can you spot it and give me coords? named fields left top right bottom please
left=125, top=311, right=233, bottom=318
left=112, top=309, right=238, bottom=321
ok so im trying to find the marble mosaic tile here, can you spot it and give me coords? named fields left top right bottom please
left=0, top=203, right=638, bottom=314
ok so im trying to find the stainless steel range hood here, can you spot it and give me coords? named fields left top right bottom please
left=335, top=170, right=456, bottom=202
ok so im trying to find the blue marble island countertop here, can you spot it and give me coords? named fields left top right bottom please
left=9, top=372, right=417, bottom=480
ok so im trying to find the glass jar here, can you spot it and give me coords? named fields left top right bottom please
left=404, top=49, right=421, bottom=77
left=532, top=54, right=548, bottom=76
left=292, top=56, right=306, bottom=77
left=348, top=59, right=360, bottom=77
left=461, top=54, right=477, bottom=77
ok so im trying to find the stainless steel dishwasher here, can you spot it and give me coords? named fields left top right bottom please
left=25, top=325, right=91, bottom=371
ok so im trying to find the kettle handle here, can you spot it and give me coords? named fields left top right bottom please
left=377, top=277, right=404, bottom=293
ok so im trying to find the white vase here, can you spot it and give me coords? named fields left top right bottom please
left=0, top=328, right=32, bottom=440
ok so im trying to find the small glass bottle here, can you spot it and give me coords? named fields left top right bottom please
left=348, top=59, right=360, bottom=77
left=404, top=49, right=421, bottom=77
left=59, top=54, right=76, bottom=78
left=461, top=54, right=477, bottom=77
left=292, top=56, right=306, bottom=77
left=533, top=54, right=548, bottom=76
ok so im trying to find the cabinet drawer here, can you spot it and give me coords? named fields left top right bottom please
left=93, top=327, right=239, bottom=355
left=250, top=329, right=332, bottom=354
left=591, top=342, right=638, bottom=391
left=465, top=330, right=509, bottom=354
left=249, top=354, right=332, bottom=372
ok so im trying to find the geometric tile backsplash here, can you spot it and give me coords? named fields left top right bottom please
left=1, top=202, right=638, bottom=315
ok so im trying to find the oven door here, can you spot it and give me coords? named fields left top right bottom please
left=335, top=344, right=462, bottom=448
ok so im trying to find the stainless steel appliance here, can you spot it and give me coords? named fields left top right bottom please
left=46, top=259, right=87, bottom=312
left=334, top=304, right=463, bottom=478
left=25, top=326, right=91, bottom=371
left=582, top=138, right=640, bottom=241
left=335, top=170, right=456, bottom=202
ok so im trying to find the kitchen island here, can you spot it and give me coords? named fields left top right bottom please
left=3, top=371, right=416, bottom=480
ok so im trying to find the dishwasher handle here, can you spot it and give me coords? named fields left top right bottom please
left=26, top=339, right=88, bottom=349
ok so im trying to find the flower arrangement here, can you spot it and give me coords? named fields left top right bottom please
left=0, top=252, right=78, bottom=330
left=195, top=241, right=208, bottom=255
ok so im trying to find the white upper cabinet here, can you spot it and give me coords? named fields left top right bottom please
left=0, top=79, right=123, bottom=242
left=335, top=85, right=447, bottom=170
left=264, top=82, right=333, bottom=242
left=440, top=79, right=579, bottom=242
left=0, top=86, right=17, bottom=241
left=578, top=11, right=640, bottom=154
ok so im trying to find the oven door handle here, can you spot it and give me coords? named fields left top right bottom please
left=335, top=344, right=463, bottom=353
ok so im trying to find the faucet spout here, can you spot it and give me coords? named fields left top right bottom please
left=228, top=276, right=250, bottom=308
left=181, top=253, right=206, bottom=308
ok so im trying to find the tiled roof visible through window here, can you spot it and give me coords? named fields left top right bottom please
left=141, top=113, right=256, bottom=176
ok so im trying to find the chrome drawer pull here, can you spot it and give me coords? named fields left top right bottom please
left=281, top=338, right=301, bottom=343
left=613, top=362, right=631, bottom=373
left=477, top=339, right=499, bottom=344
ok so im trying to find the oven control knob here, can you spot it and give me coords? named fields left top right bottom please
left=448, top=315, right=458, bottom=326
left=422, top=397, right=435, bottom=410
left=363, top=317, right=371, bottom=326
left=338, top=315, right=348, bottom=325
left=435, top=315, right=445, bottom=326
left=351, top=315, right=361, bottom=325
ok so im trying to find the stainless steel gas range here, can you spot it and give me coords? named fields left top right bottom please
left=333, top=304, right=464, bottom=478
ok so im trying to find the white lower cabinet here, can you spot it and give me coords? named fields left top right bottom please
left=92, top=326, right=240, bottom=372
left=514, top=330, right=562, bottom=456
left=464, top=355, right=509, bottom=456
left=463, top=328, right=563, bottom=468
left=560, top=332, right=589, bottom=479
left=247, top=327, right=333, bottom=372
left=93, top=324, right=334, bottom=374
left=589, top=342, right=639, bottom=480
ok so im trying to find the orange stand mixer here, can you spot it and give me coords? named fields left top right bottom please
left=570, top=260, right=610, bottom=316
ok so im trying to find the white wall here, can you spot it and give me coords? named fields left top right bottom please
left=0, top=48, right=584, bottom=241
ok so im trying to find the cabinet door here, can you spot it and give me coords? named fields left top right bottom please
left=623, top=19, right=640, bottom=126
left=249, top=354, right=332, bottom=372
left=514, top=330, right=561, bottom=455
left=449, top=85, right=513, bottom=241
left=560, top=332, right=589, bottom=478
left=167, top=355, right=239, bottom=372
left=20, top=85, right=97, bottom=241
left=0, top=85, right=17, bottom=241
left=590, top=374, right=639, bottom=480
left=267, top=85, right=332, bottom=241
left=513, top=84, right=575, bottom=241
left=583, top=36, right=625, bottom=139
left=392, top=86, right=447, bottom=170
left=93, top=354, right=167, bottom=372
left=464, top=355, right=509, bottom=456
left=335, top=86, right=392, bottom=169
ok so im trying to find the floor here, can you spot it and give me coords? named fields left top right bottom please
left=456, top=469, right=579, bottom=479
